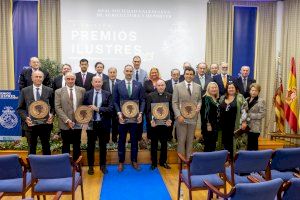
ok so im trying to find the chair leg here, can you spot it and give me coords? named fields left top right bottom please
left=207, top=189, right=212, bottom=200
left=177, top=180, right=181, bottom=200
left=37, top=195, right=40, bottom=200
left=189, top=189, right=192, bottom=200
left=43, top=194, right=46, bottom=200
left=81, top=180, right=84, bottom=200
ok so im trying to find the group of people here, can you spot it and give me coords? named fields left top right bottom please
left=16, top=55, right=266, bottom=175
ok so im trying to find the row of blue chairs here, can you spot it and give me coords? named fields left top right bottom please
left=0, top=153, right=84, bottom=200
left=177, top=147, right=300, bottom=200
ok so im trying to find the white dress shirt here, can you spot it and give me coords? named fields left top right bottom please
left=184, top=80, right=193, bottom=94
left=33, top=85, right=42, bottom=101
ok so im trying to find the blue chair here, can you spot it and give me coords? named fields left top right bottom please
left=226, top=150, right=273, bottom=185
left=27, top=153, right=84, bottom=200
left=269, top=147, right=300, bottom=181
left=278, top=177, right=300, bottom=200
left=0, top=154, right=31, bottom=199
left=177, top=150, right=228, bottom=200
left=205, top=178, right=283, bottom=200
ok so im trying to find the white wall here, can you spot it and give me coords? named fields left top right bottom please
left=60, top=0, right=208, bottom=79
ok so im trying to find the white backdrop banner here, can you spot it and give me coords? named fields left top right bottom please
left=61, top=0, right=207, bottom=79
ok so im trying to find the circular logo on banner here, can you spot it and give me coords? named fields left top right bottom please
left=152, top=103, right=169, bottom=120
left=75, top=105, right=93, bottom=124
left=29, top=100, right=49, bottom=119
left=121, top=101, right=139, bottom=118
left=0, top=106, right=18, bottom=129
left=180, top=102, right=197, bottom=119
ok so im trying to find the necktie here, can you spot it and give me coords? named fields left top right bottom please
left=243, top=78, right=247, bottom=91
left=94, top=92, right=99, bottom=120
left=136, top=70, right=139, bottom=81
left=222, top=75, right=227, bottom=88
left=36, top=88, right=41, bottom=100
left=82, top=74, right=86, bottom=85
left=187, top=83, right=192, bottom=96
left=127, top=82, right=132, bottom=97
left=70, top=88, right=74, bottom=111
left=111, top=80, right=115, bottom=93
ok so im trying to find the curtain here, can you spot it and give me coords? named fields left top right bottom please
left=39, top=0, right=61, bottom=63
left=0, top=0, right=14, bottom=89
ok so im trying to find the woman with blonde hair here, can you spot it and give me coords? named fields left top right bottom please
left=144, top=67, right=161, bottom=96
left=246, top=83, right=266, bottom=150
left=200, top=82, right=220, bottom=152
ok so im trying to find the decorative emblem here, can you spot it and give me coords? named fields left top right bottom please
left=180, top=102, right=197, bottom=119
left=121, top=101, right=139, bottom=118
left=75, top=105, right=93, bottom=124
left=152, top=103, right=169, bottom=120
left=29, top=100, right=49, bottom=119
left=0, top=106, right=18, bottom=129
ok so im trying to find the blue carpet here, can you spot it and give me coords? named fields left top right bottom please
left=100, top=164, right=171, bottom=200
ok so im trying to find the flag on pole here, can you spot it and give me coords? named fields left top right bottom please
left=274, top=79, right=285, bottom=133
left=285, top=57, right=298, bottom=133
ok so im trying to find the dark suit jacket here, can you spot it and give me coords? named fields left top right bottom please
left=95, top=73, right=109, bottom=81
left=75, top=72, right=94, bottom=91
left=165, top=79, right=173, bottom=94
left=213, top=74, right=235, bottom=96
left=19, top=68, right=51, bottom=90
left=193, top=74, right=213, bottom=96
left=113, top=80, right=145, bottom=114
left=52, top=75, right=64, bottom=92
left=146, top=91, right=174, bottom=123
left=102, top=79, right=121, bottom=94
left=144, top=80, right=156, bottom=96
left=179, top=75, right=185, bottom=82
left=17, top=85, right=54, bottom=131
left=235, top=76, right=256, bottom=98
left=83, top=89, right=113, bottom=131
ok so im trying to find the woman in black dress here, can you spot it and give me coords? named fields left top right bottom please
left=219, top=82, right=247, bottom=159
left=200, top=82, right=220, bottom=152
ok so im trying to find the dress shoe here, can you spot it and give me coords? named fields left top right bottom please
left=131, top=162, right=141, bottom=171
left=118, top=163, right=124, bottom=172
left=160, top=163, right=171, bottom=169
left=100, top=165, right=108, bottom=174
left=88, top=166, right=94, bottom=175
left=150, top=164, right=157, bottom=170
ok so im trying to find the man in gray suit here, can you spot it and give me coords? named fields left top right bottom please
left=17, top=70, right=54, bottom=155
left=172, top=67, right=202, bottom=159
left=55, top=72, right=86, bottom=161
left=194, top=62, right=213, bottom=96
left=132, top=55, right=148, bottom=86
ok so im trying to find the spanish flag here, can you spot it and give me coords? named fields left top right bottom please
left=285, top=57, right=298, bottom=133
left=274, top=79, right=285, bottom=133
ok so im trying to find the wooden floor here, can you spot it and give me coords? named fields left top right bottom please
left=3, top=164, right=229, bottom=200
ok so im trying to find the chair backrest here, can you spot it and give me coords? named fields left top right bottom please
left=282, top=178, right=300, bottom=200
left=0, top=154, right=22, bottom=179
left=231, top=178, right=283, bottom=200
left=234, top=150, right=273, bottom=174
left=28, top=153, right=72, bottom=179
left=271, top=147, right=300, bottom=171
left=190, top=150, right=228, bottom=175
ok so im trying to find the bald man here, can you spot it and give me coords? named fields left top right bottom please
left=19, top=57, right=51, bottom=90
left=17, top=70, right=54, bottom=155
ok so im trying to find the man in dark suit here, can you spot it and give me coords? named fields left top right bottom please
left=94, top=62, right=109, bottom=81
left=194, top=62, right=213, bottom=96
left=83, top=76, right=113, bottom=175
left=166, top=69, right=180, bottom=94
left=235, top=66, right=256, bottom=98
left=114, top=64, right=145, bottom=172
left=75, top=58, right=94, bottom=91
left=207, top=63, right=219, bottom=78
left=147, top=80, right=173, bottom=170
left=19, top=57, right=51, bottom=90
left=213, top=62, right=235, bottom=96
left=17, top=70, right=54, bottom=155
left=179, top=62, right=191, bottom=82
left=102, top=67, right=121, bottom=143
left=52, top=64, right=72, bottom=91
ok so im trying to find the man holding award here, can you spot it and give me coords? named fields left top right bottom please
left=83, top=76, right=113, bottom=175
left=114, top=64, right=145, bottom=172
left=17, top=70, right=54, bottom=155
left=55, top=72, right=86, bottom=161
left=172, top=67, right=201, bottom=159
left=146, top=79, right=173, bottom=170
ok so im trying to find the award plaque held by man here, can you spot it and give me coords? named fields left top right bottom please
left=151, top=102, right=170, bottom=125
left=28, top=100, right=49, bottom=125
left=121, top=100, right=139, bottom=123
